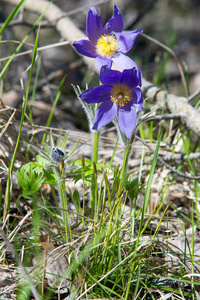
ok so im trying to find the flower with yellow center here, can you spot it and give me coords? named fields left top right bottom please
left=79, top=66, right=143, bottom=139
left=96, top=34, right=118, bottom=58
left=73, top=4, right=142, bottom=77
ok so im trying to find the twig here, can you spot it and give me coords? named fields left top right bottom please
left=135, top=136, right=200, bottom=181
left=141, top=80, right=200, bottom=136
left=132, top=147, right=200, bottom=168
left=187, top=88, right=200, bottom=102
left=0, top=109, right=16, bottom=138
left=0, top=40, right=70, bottom=63
left=140, top=113, right=181, bottom=122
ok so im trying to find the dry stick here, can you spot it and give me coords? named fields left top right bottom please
left=132, top=148, right=200, bottom=168
left=188, top=88, right=200, bottom=102
left=0, top=40, right=71, bottom=63
left=0, top=109, right=16, bottom=138
left=141, top=79, right=200, bottom=136
left=135, top=136, right=200, bottom=181
left=140, top=112, right=181, bottom=122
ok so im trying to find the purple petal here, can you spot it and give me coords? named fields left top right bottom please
left=86, top=7, right=104, bottom=44
left=113, top=4, right=122, bottom=18
left=79, top=85, right=112, bottom=104
left=112, top=54, right=142, bottom=85
left=95, top=56, right=112, bottom=70
left=112, top=53, right=138, bottom=69
left=73, top=40, right=97, bottom=58
left=104, top=5, right=123, bottom=34
left=100, top=66, right=121, bottom=86
left=93, top=101, right=117, bottom=130
left=121, top=68, right=140, bottom=88
left=118, top=104, right=137, bottom=139
left=131, top=88, right=143, bottom=111
left=115, top=30, right=142, bottom=52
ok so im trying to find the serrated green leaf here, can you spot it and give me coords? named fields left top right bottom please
left=43, top=169, right=58, bottom=185
left=31, top=173, right=45, bottom=193
left=16, top=163, right=45, bottom=195
left=16, top=170, right=25, bottom=189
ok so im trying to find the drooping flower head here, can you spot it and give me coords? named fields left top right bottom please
left=79, top=66, right=143, bottom=139
left=73, top=5, right=142, bottom=85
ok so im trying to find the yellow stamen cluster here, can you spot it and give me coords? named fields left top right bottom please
left=110, top=83, right=132, bottom=107
left=96, top=34, right=118, bottom=58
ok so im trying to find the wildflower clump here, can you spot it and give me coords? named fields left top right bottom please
left=73, top=4, right=144, bottom=142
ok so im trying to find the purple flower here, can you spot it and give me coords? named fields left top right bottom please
left=73, top=5, right=142, bottom=85
left=79, top=66, right=143, bottom=139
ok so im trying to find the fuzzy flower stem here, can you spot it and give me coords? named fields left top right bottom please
left=81, top=155, right=86, bottom=231
left=90, top=129, right=100, bottom=216
left=92, top=129, right=100, bottom=164
left=117, top=131, right=135, bottom=197
left=56, top=164, right=72, bottom=243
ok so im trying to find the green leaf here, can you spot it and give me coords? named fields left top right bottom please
left=69, top=158, right=108, bottom=183
left=16, top=164, right=45, bottom=195
left=0, top=0, right=26, bottom=35
left=43, top=169, right=58, bottom=185
left=68, top=187, right=80, bottom=210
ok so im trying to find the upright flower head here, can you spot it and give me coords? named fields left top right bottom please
left=79, top=66, right=143, bottom=139
left=73, top=5, right=142, bottom=84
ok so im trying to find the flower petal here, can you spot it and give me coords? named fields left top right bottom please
left=100, top=66, right=121, bottom=86
left=95, top=56, right=112, bottom=70
left=131, top=88, right=143, bottom=111
left=118, top=104, right=137, bottom=139
left=79, top=85, right=112, bottom=104
left=73, top=40, right=97, bottom=58
left=115, top=30, right=142, bottom=52
left=104, top=5, right=123, bottom=34
left=93, top=101, right=117, bottom=130
left=86, top=7, right=104, bottom=44
left=121, top=68, right=140, bottom=88
left=112, top=54, right=142, bottom=85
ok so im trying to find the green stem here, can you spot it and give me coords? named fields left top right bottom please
left=117, top=131, right=136, bottom=197
left=92, top=130, right=100, bottom=164
left=81, top=155, right=86, bottom=232
left=90, top=130, right=100, bottom=216
left=117, top=144, right=131, bottom=196
left=57, top=166, right=72, bottom=243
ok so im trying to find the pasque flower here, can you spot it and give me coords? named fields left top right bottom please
left=73, top=5, right=142, bottom=84
left=79, top=66, right=143, bottom=139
